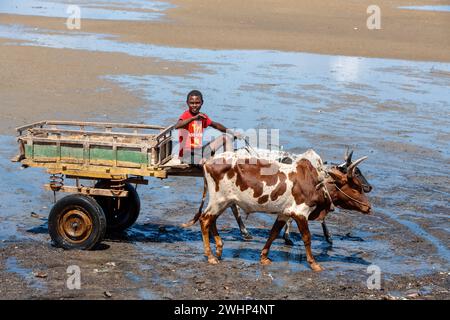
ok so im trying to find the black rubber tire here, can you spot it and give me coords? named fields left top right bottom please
left=48, top=194, right=107, bottom=250
left=94, top=181, right=141, bottom=232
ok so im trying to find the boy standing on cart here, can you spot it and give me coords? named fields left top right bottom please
left=175, top=90, right=242, bottom=165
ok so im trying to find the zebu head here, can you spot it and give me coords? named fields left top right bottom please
left=338, top=149, right=373, bottom=193
left=327, top=155, right=372, bottom=214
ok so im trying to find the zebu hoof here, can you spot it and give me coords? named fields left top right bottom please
left=242, top=233, right=253, bottom=241
left=310, top=263, right=324, bottom=272
left=208, top=256, right=219, bottom=264
left=216, top=249, right=223, bottom=259
left=260, top=257, right=272, bottom=265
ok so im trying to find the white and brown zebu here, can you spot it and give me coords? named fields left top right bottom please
left=183, top=149, right=372, bottom=271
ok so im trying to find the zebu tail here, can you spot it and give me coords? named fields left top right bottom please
left=181, top=172, right=207, bottom=228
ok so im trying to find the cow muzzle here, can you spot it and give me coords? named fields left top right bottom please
left=363, top=205, right=372, bottom=215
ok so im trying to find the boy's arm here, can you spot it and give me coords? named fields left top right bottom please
left=210, top=121, right=227, bottom=133
left=210, top=121, right=242, bottom=139
left=174, top=118, right=191, bottom=129
left=175, top=114, right=202, bottom=129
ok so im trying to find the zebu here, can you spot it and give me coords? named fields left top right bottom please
left=184, top=149, right=371, bottom=271
left=186, top=148, right=372, bottom=245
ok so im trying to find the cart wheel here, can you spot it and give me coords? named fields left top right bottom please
left=48, top=194, right=106, bottom=250
left=94, top=181, right=141, bottom=232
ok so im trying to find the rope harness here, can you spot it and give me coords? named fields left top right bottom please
left=243, top=138, right=261, bottom=158
left=315, top=174, right=335, bottom=211
left=332, top=183, right=368, bottom=206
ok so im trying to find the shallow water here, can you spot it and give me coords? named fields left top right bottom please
left=399, top=5, right=450, bottom=13
left=5, top=256, right=46, bottom=290
left=0, top=0, right=174, bottom=21
left=0, top=24, right=449, bottom=279
left=0, top=136, right=51, bottom=243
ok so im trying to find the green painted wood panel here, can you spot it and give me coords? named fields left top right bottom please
left=24, top=143, right=148, bottom=165
left=117, top=149, right=147, bottom=164
left=90, top=147, right=114, bottom=161
left=25, top=145, right=32, bottom=157
left=61, top=145, right=84, bottom=159
left=33, top=144, right=58, bottom=158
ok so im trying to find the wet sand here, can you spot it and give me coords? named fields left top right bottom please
left=1, top=0, right=450, bottom=133
left=0, top=0, right=449, bottom=300
left=2, top=0, right=450, bottom=61
left=0, top=38, right=199, bottom=135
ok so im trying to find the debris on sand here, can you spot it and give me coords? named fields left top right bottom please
left=32, top=271, right=48, bottom=278
left=93, top=268, right=107, bottom=273
left=30, top=212, right=41, bottom=219
left=104, top=291, right=112, bottom=298
left=382, top=294, right=408, bottom=300
left=266, top=273, right=274, bottom=281
left=163, top=293, right=174, bottom=300
left=405, top=289, right=421, bottom=298
left=94, top=262, right=116, bottom=273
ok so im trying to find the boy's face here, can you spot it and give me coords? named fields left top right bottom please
left=187, top=95, right=203, bottom=114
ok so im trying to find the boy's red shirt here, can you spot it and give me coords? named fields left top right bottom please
left=178, top=110, right=213, bottom=157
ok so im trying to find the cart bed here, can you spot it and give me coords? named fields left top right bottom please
left=15, top=120, right=202, bottom=178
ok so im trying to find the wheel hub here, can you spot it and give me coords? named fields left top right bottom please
left=58, top=208, right=93, bottom=243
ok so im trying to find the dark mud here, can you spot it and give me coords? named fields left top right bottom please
left=0, top=214, right=448, bottom=300
left=0, top=135, right=449, bottom=299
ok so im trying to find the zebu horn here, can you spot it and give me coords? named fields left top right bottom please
left=347, top=156, right=368, bottom=178
left=339, top=148, right=353, bottom=168
left=345, top=149, right=353, bottom=166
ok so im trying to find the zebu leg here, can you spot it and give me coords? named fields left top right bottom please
left=282, top=218, right=294, bottom=246
left=292, top=215, right=324, bottom=272
left=210, top=216, right=224, bottom=259
left=200, top=213, right=219, bottom=264
left=260, top=216, right=287, bottom=265
left=200, top=202, right=228, bottom=264
left=321, top=220, right=333, bottom=245
left=284, top=219, right=330, bottom=246
left=230, top=204, right=252, bottom=240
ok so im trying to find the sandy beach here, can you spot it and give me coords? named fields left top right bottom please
left=1, top=0, right=449, bottom=133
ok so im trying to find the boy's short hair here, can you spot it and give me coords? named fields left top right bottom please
left=187, top=90, right=203, bottom=102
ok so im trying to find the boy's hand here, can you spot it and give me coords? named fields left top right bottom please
left=195, top=113, right=207, bottom=120
left=233, top=132, right=244, bottom=140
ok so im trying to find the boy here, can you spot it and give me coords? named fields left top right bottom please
left=175, top=90, right=241, bottom=164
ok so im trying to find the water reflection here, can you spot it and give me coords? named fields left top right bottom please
left=399, top=5, right=450, bottom=13
left=330, top=56, right=362, bottom=82
left=0, top=0, right=174, bottom=21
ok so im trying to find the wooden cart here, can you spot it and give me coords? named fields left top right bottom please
left=12, top=120, right=202, bottom=250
